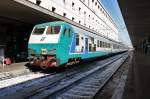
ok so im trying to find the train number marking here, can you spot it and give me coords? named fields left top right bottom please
left=40, top=37, right=46, bottom=41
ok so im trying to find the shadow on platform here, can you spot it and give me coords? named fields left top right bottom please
left=122, top=51, right=150, bottom=99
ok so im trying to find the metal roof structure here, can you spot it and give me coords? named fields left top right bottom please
left=118, top=0, right=150, bottom=47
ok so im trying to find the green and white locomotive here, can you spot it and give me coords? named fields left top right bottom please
left=28, top=21, right=126, bottom=69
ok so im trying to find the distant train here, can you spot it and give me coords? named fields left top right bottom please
left=28, top=21, right=127, bottom=69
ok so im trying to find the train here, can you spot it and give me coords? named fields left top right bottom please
left=28, top=21, right=127, bottom=69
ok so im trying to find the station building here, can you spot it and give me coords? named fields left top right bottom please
left=0, top=0, right=119, bottom=62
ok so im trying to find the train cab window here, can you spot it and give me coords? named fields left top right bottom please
left=76, top=34, right=79, bottom=46
left=32, top=27, right=45, bottom=35
left=46, top=26, right=61, bottom=34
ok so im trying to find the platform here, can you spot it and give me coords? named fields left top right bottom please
left=0, top=62, right=27, bottom=73
left=122, top=51, right=150, bottom=99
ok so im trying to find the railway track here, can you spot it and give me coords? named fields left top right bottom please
left=0, top=52, right=128, bottom=99
left=28, top=53, right=128, bottom=99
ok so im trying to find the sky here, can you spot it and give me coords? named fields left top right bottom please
left=99, top=0, right=132, bottom=47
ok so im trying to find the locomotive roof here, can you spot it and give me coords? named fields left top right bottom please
left=34, top=21, right=69, bottom=27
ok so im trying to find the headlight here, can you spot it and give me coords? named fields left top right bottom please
left=41, top=49, right=47, bottom=55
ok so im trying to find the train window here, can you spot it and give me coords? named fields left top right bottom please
left=89, top=43, right=92, bottom=52
left=102, top=42, right=104, bottom=48
left=76, top=34, right=79, bottom=46
left=95, top=2, right=97, bottom=6
left=91, top=37, right=94, bottom=44
left=97, top=40, right=99, bottom=47
left=46, top=26, right=61, bottom=34
left=108, top=43, right=110, bottom=48
left=32, top=27, right=45, bottom=35
left=100, top=41, right=102, bottom=47
left=94, top=44, right=96, bottom=51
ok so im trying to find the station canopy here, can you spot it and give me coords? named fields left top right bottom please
left=0, top=0, right=58, bottom=25
left=118, top=0, right=150, bottom=46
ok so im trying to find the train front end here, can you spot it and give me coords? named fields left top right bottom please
left=28, top=23, right=62, bottom=69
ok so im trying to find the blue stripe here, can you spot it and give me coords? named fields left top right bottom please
left=70, top=32, right=76, bottom=53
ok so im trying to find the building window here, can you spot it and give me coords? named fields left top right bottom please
left=79, top=21, right=81, bottom=24
left=79, top=7, right=81, bottom=14
left=81, top=37, right=84, bottom=40
left=95, top=2, right=97, bottom=6
left=72, top=17, right=74, bottom=21
left=52, top=7, right=56, bottom=12
left=72, top=2, right=74, bottom=7
left=100, top=8, right=102, bottom=11
left=36, top=0, right=41, bottom=6
left=63, top=13, right=66, bottom=17
left=63, top=0, right=65, bottom=4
